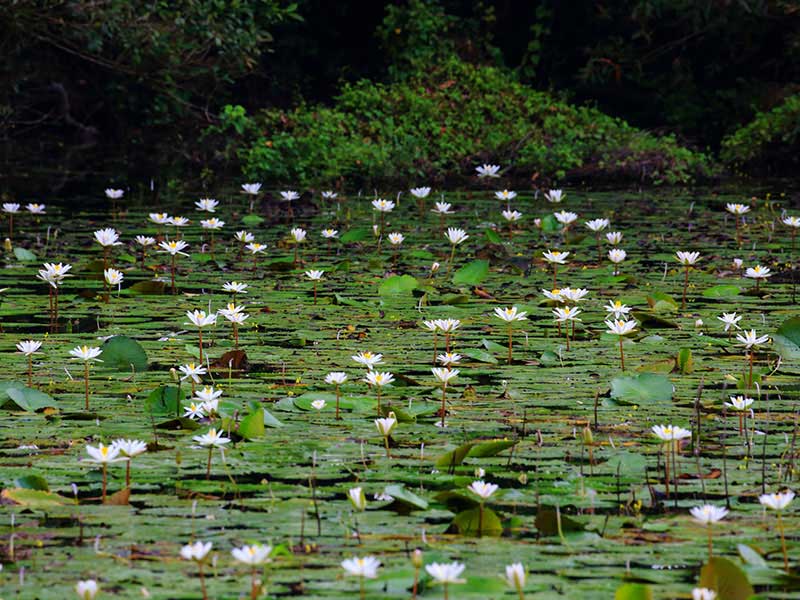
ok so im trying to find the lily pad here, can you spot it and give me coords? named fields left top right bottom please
left=610, top=372, right=674, bottom=405
left=3, top=385, right=57, bottom=411
left=101, top=336, right=148, bottom=372
left=452, top=259, right=489, bottom=286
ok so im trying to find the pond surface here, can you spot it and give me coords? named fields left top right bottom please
left=0, top=184, right=798, bottom=599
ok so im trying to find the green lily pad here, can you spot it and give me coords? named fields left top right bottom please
left=101, top=336, right=147, bottom=372
left=610, top=372, right=674, bottom=405
left=3, top=385, right=57, bottom=411
left=452, top=259, right=489, bottom=286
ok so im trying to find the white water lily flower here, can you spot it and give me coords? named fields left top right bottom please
left=222, top=281, right=248, bottom=294
left=504, top=563, right=527, bottom=591
left=759, top=490, right=795, bottom=511
left=585, top=218, right=609, bottom=232
left=425, top=562, right=466, bottom=584
left=435, top=318, right=461, bottom=333
left=745, top=265, right=771, bottom=280
left=468, top=480, right=499, bottom=500
left=94, top=228, right=122, bottom=247
left=554, top=210, right=578, bottom=226
left=494, top=306, right=528, bottom=322
left=192, top=428, right=231, bottom=448
left=341, top=556, right=381, bottom=578
left=2, top=202, right=20, bottom=213
left=280, top=190, right=300, bottom=202
left=726, top=203, right=750, bottom=216
left=410, top=187, right=431, bottom=198
left=235, top=230, right=255, bottom=243
left=85, top=443, right=124, bottom=464
left=322, top=190, right=337, bottom=199
left=476, top=164, right=500, bottom=178
left=183, top=402, right=206, bottom=420
left=560, top=287, right=589, bottom=303
left=445, top=227, right=469, bottom=245
left=432, top=367, right=459, bottom=383
left=311, top=399, right=326, bottom=410
left=180, top=541, right=212, bottom=562
left=195, top=198, right=218, bottom=212
left=363, top=371, right=394, bottom=387
left=432, top=201, right=453, bottom=214
left=692, top=588, right=716, bottom=600
left=290, top=228, right=307, bottom=242
left=544, top=189, right=564, bottom=203
left=651, top=424, right=691, bottom=442
left=606, top=231, right=623, bottom=245
left=542, top=288, right=564, bottom=302
left=104, top=189, right=124, bottom=200
left=305, top=269, right=324, bottom=280
left=185, top=310, right=217, bottom=328
left=725, top=395, right=754, bottom=411
left=375, top=416, right=397, bottom=437
left=543, top=250, right=568, bottom=264
left=502, top=209, right=522, bottom=222
left=231, top=544, right=272, bottom=565
left=112, top=439, right=147, bottom=458
left=736, top=329, right=769, bottom=349
left=70, top=345, right=103, bottom=362
left=321, top=228, right=339, bottom=239
left=676, top=251, right=700, bottom=265
left=605, top=319, right=636, bottom=336
left=553, top=306, right=582, bottom=322
left=75, top=579, right=99, bottom=600
left=371, top=199, right=395, bottom=212
left=16, top=340, right=42, bottom=356
left=388, top=232, right=405, bottom=245
left=149, top=212, right=171, bottom=225
left=26, top=203, right=46, bottom=214
left=241, top=183, right=262, bottom=195
left=347, top=487, right=367, bottom=511
left=158, top=240, right=190, bottom=256
left=608, top=248, right=627, bottom=264
left=200, top=217, right=224, bottom=230
left=169, top=216, right=190, bottom=227
left=717, top=312, right=742, bottom=332
left=605, top=300, right=631, bottom=319
left=690, top=504, right=728, bottom=525
left=352, top=351, right=383, bottom=369
left=437, top=352, right=462, bottom=366
left=325, top=372, right=348, bottom=385
left=135, top=235, right=156, bottom=247
left=104, top=268, right=124, bottom=286
left=178, top=363, right=206, bottom=383
left=246, top=242, right=267, bottom=254
left=782, top=216, right=800, bottom=228
left=495, top=189, right=516, bottom=201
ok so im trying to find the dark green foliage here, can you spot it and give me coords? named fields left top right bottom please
left=218, top=59, right=711, bottom=185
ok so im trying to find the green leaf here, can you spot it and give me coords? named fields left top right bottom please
left=610, top=373, right=674, bottom=405
left=13, top=247, right=37, bottom=262
left=14, top=475, right=49, bottom=491
left=699, top=557, right=754, bottom=600
left=101, top=336, right=147, bottom=372
left=702, top=284, right=742, bottom=298
left=534, top=507, right=584, bottom=536
left=485, top=229, right=503, bottom=244
left=383, top=484, right=428, bottom=512
left=451, top=506, right=503, bottom=537
left=459, top=349, right=498, bottom=364
left=615, top=583, right=654, bottom=600
left=452, top=259, right=489, bottom=286
left=239, top=407, right=265, bottom=439
left=468, top=439, right=517, bottom=458
left=128, top=280, right=166, bottom=295
left=481, top=338, right=507, bottom=354
left=1, top=488, right=75, bottom=508
left=144, top=385, right=181, bottom=415
left=773, top=316, right=800, bottom=359
left=737, top=544, right=768, bottom=568
left=340, top=228, right=371, bottom=243
left=677, top=348, right=693, bottom=374
left=379, top=275, right=418, bottom=295
left=4, top=386, right=57, bottom=411
left=262, top=408, right=284, bottom=428
left=241, top=214, right=265, bottom=227
left=435, top=442, right=475, bottom=468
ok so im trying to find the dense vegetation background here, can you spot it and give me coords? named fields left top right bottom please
left=1, top=0, right=799, bottom=192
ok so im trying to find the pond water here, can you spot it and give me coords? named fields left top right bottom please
left=0, top=184, right=798, bottom=599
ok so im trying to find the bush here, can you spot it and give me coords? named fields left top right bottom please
left=215, top=58, right=713, bottom=186
left=720, top=94, right=800, bottom=172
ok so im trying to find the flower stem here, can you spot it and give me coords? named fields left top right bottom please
left=206, top=447, right=213, bottom=480
left=27, top=355, right=32, bottom=387
left=171, top=255, right=177, bottom=294
left=682, top=266, right=689, bottom=309
left=101, top=463, right=107, bottom=502
left=619, top=336, right=625, bottom=371
left=440, top=382, right=447, bottom=428
left=335, top=385, right=341, bottom=420
left=778, top=512, right=789, bottom=572
left=199, top=563, right=208, bottom=600
left=507, top=324, right=513, bottom=364
left=84, top=362, right=90, bottom=410
left=707, top=524, right=713, bottom=560
left=198, top=328, right=204, bottom=364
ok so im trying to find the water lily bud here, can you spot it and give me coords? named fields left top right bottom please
left=170, top=367, right=179, bottom=382
left=582, top=426, right=593, bottom=446
left=4, top=238, right=11, bottom=251
left=517, top=472, right=528, bottom=485
left=412, top=548, right=424, bottom=568
left=695, top=318, right=704, bottom=328
left=533, top=218, right=542, bottom=228
left=431, top=262, right=440, bottom=273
